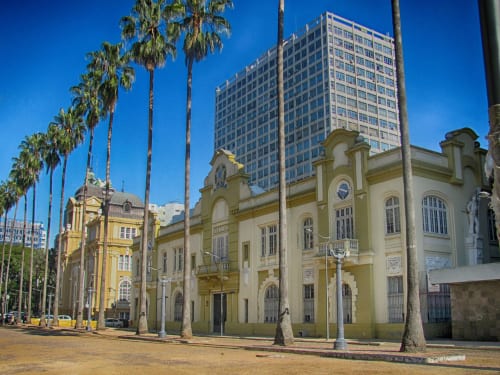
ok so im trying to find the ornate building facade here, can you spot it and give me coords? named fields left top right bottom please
left=131, top=128, right=496, bottom=339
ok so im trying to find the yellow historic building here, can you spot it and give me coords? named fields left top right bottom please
left=59, top=173, right=144, bottom=322
left=131, top=128, right=496, bottom=339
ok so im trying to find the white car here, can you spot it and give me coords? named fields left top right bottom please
left=58, top=315, right=72, bottom=321
left=105, top=318, right=124, bottom=328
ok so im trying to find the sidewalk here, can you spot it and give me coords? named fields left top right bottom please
left=85, top=327, right=499, bottom=365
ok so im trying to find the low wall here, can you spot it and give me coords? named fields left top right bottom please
left=450, top=280, right=500, bottom=341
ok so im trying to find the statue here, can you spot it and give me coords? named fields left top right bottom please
left=466, top=189, right=479, bottom=235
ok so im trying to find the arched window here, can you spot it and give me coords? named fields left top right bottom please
left=303, top=218, right=314, bottom=250
left=385, top=196, right=401, bottom=234
left=264, top=285, right=279, bottom=323
left=174, top=292, right=183, bottom=321
left=422, top=195, right=448, bottom=235
left=119, top=280, right=131, bottom=302
left=342, top=284, right=352, bottom=324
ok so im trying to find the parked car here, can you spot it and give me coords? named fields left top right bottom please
left=105, top=318, right=124, bottom=328
left=58, top=315, right=72, bottom=321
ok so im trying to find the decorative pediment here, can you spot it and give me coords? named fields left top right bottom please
left=205, top=149, right=245, bottom=190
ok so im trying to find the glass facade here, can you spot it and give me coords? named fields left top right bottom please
left=214, top=12, right=400, bottom=189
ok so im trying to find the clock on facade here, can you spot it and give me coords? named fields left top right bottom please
left=337, top=181, right=351, bottom=200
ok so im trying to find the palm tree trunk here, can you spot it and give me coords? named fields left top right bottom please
left=391, top=0, right=426, bottom=353
left=3, top=203, right=19, bottom=320
left=0, top=212, right=9, bottom=320
left=137, top=69, right=155, bottom=335
left=76, top=129, right=95, bottom=329
left=27, top=184, right=37, bottom=322
left=53, top=155, right=69, bottom=326
left=181, top=59, right=194, bottom=339
left=274, top=0, right=293, bottom=346
left=479, top=0, right=500, bottom=242
left=40, top=170, right=54, bottom=327
left=98, top=109, right=114, bottom=330
left=18, top=195, right=28, bottom=323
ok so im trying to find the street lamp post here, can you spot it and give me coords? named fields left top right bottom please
left=332, top=241, right=350, bottom=350
left=158, top=277, right=171, bottom=338
left=86, top=287, right=93, bottom=332
left=204, top=251, right=224, bottom=336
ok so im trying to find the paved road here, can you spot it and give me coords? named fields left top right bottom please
left=1, top=326, right=499, bottom=374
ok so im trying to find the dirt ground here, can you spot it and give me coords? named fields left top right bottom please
left=1, top=326, right=499, bottom=374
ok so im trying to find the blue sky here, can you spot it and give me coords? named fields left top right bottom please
left=0, top=0, right=488, bottom=245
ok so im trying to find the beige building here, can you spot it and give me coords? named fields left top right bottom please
left=131, top=128, right=497, bottom=339
left=59, top=174, right=144, bottom=322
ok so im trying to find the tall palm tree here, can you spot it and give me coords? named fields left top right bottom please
left=19, top=133, right=44, bottom=322
left=39, top=126, right=61, bottom=327
left=87, top=41, right=134, bottom=330
left=71, top=70, right=104, bottom=329
left=1, top=179, right=21, bottom=321
left=50, top=107, right=85, bottom=327
left=121, top=0, right=176, bottom=335
left=165, top=0, right=232, bottom=340
left=273, top=0, right=293, bottom=346
left=10, top=154, right=32, bottom=324
left=0, top=181, right=14, bottom=313
left=391, top=0, right=426, bottom=352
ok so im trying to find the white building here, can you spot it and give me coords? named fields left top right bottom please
left=214, top=12, right=400, bottom=190
left=0, top=218, right=46, bottom=249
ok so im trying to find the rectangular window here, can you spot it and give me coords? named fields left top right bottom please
left=261, top=224, right=278, bottom=257
left=335, top=207, right=353, bottom=240
left=244, top=299, right=249, bottom=323
left=242, top=242, right=250, bottom=266
left=427, top=283, right=451, bottom=323
left=303, top=285, right=315, bottom=322
left=388, top=276, right=404, bottom=323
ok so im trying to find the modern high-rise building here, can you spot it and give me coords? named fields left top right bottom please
left=214, top=12, right=400, bottom=190
left=0, top=218, right=46, bottom=249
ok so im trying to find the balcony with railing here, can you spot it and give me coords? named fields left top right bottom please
left=318, top=239, right=359, bottom=264
left=197, top=261, right=232, bottom=276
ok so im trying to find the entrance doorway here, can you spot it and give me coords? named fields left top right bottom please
left=213, top=293, right=226, bottom=335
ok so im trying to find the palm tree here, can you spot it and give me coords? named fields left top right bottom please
left=10, top=154, right=32, bottom=324
left=87, top=41, right=134, bottom=330
left=273, top=0, right=293, bottom=346
left=39, top=126, right=61, bottom=327
left=19, top=133, right=44, bottom=323
left=121, top=0, right=176, bottom=335
left=391, top=0, right=426, bottom=352
left=0, top=181, right=15, bottom=320
left=165, top=0, right=232, bottom=339
left=50, top=107, right=85, bottom=327
left=1, top=179, right=21, bottom=321
left=71, top=70, right=104, bottom=329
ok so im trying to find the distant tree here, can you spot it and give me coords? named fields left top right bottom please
left=88, top=41, right=134, bottom=330
left=165, top=0, right=233, bottom=339
left=391, top=0, right=426, bottom=352
left=71, top=70, right=104, bottom=329
left=50, top=107, right=85, bottom=327
left=121, top=0, right=176, bottom=335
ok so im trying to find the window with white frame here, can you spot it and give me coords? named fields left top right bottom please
left=118, top=255, right=132, bottom=271
left=264, top=285, right=279, bottom=323
left=213, top=234, right=228, bottom=261
left=422, top=195, right=448, bottom=235
left=385, top=196, right=401, bottom=234
left=120, top=226, right=137, bottom=239
left=303, top=284, right=314, bottom=322
left=174, top=292, right=183, bottom=321
left=119, top=280, right=131, bottom=302
left=335, top=206, right=353, bottom=239
left=174, top=248, right=184, bottom=272
left=261, top=224, right=277, bottom=257
left=387, top=276, right=404, bottom=323
left=303, top=218, right=314, bottom=250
